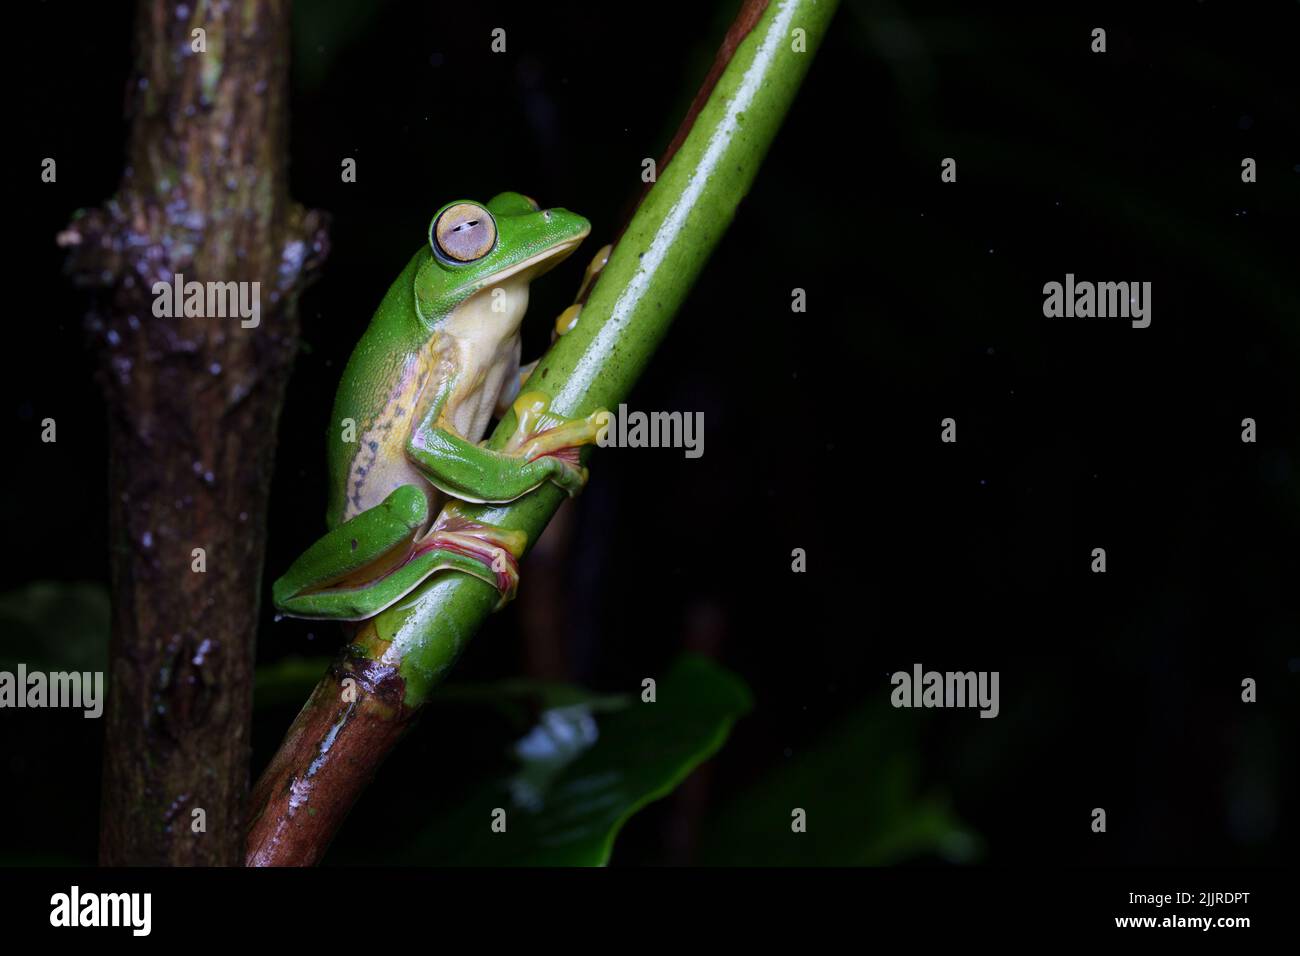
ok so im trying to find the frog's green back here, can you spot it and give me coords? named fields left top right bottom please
left=324, top=248, right=429, bottom=530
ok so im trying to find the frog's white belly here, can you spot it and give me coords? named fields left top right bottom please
left=341, top=277, right=529, bottom=524
left=343, top=344, right=522, bottom=525
left=442, top=334, right=520, bottom=441
left=439, top=276, right=529, bottom=437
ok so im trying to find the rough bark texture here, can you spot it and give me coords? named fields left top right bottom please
left=60, top=0, right=328, bottom=865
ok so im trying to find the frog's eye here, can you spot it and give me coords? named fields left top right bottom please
left=432, top=203, right=497, bottom=263
left=521, top=195, right=540, bottom=211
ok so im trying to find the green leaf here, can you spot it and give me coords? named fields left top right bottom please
left=695, top=702, right=980, bottom=866
left=387, top=654, right=752, bottom=866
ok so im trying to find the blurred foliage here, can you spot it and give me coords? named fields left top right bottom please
left=0, top=581, right=109, bottom=672
left=336, top=654, right=751, bottom=865
left=697, top=701, right=978, bottom=865
left=0, top=582, right=969, bottom=866
left=258, top=653, right=974, bottom=866
left=0, top=582, right=110, bottom=865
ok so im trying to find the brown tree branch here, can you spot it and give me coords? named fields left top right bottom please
left=60, top=0, right=327, bottom=866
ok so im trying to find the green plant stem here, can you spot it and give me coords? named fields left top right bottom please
left=246, top=0, right=838, bottom=866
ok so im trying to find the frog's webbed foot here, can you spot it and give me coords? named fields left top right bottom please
left=514, top=359, right=541, bottom=396
left=422, top=503, right=528, bottom=607
left=549, top=243, right=611, bottom=343
left=503, top=391, right=608, bottom=497
left=273, top=487, right=526, bottom=620
left=513, top=244, right=612, bottom=397
left=407, top=388, right=607, bottom=503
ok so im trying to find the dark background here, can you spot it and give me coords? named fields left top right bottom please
left=3, top=0, right=1296, bottom=865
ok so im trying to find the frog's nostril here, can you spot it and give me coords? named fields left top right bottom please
left=543, top=210, right=553, bottom=222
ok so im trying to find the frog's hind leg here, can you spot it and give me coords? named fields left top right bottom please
left=407, top=503, right=528, bottom=609
left=272, top=485, right=431, bottom=620
left=273, top=486, right=527, bottom=620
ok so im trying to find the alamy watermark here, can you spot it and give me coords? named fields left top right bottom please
left=595, top=403, right=704, bottom=458
left=1043, top=273, right=1151, bottom=328
left=152, top=272, right=261, bottom=328
left=0, top=663, right=103, bottom=718
left=50, top=886, right=151, bottom=936
left=890, top=663, right=999, bottom=718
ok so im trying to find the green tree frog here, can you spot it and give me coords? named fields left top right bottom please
left=272, top=193, right=606, bottom=621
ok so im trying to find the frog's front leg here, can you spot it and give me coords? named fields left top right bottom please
left=408, top=390, right=606, bottom=504
left=272, top=486, right=526, bottom=619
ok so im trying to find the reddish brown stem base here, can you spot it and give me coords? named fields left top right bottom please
left=245, top=653, right=414, bottom=866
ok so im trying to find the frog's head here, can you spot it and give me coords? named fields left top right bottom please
left=413, top=192, right=590, bottom=334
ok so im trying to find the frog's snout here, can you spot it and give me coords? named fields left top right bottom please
left=543, top=206, right=591, bottom=241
